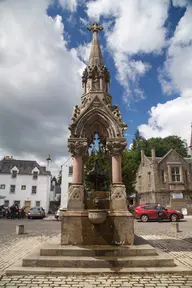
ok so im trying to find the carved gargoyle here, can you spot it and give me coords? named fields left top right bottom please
left=112, top=105, right=122, bottom=122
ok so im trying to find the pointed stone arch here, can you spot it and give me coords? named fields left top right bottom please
left=74, top=107, right=122, bottom=140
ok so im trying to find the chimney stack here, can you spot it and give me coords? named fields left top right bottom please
left=141, top=150, right=144, bottom=165
left=46, top=154, right=52, bottom=171
left=151, top=148, right=156, bottom=163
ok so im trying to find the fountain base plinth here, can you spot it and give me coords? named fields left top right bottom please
left=61, top=210, right=134, bottom=246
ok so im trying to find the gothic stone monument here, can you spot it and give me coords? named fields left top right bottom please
left=61, top=22, right=134, bottom=246
left=5, top=22, right=183, bottom=276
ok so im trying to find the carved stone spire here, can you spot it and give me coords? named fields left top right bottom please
left=82, top=22, right=110, bottom=95
left=87, top=22, right=104, bottom=67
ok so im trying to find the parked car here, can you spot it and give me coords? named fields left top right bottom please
left=55, top=207, right=66, bottom=221
left=27, top=207, right=45, bottom=219
left=135, top=204, right=184, bottom=222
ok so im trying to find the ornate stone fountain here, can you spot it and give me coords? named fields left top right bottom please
left=6, top=22, right=183, bottom=276
left=61, top=22, right=134, bottom=246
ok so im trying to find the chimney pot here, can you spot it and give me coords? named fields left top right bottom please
left=151, top=148, right=156, bottom=162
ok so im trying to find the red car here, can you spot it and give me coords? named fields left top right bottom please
left=135, top=204, right=184, bottom=222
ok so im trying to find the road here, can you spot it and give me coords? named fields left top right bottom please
left=0, top=218, right=61, bottom=236
left=0, top=216, right=192, bottom=237
left=135, top=217, right=192, bottom=241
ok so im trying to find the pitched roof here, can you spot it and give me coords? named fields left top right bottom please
left=0, top=159, right=51, bottom=175
left=146, top=149, right=192, bottom=165
left=146, top=156, right=162, bottom=163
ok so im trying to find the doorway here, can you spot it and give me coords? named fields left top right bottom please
left=24, top=201, right=31, bottom=213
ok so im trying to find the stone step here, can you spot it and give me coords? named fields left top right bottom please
left=40, top=244, right=157, bottom=257
left=6, top=262, right=192, bottom=276
left=23, top=254, right=175, bottom=268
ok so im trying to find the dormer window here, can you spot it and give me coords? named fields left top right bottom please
left=12, top=170, right=17, bottom=178
left=33, top=171, right=38, bottom=180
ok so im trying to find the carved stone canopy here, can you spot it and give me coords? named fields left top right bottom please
left=106, top=138, right=127, bottom=156
left=68, top=138, right=88, bottom=157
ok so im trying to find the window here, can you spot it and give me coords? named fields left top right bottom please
left=68, top=182, right=72, bottom=188
left=68, top=166, right=73, bottom=176
left=142, top=205, right=157, bottom=210
left=10, top=185, right=16, bottom=193
left=33, top=172, right=38, bottom=180
left=171, top=167, right=180, bottom=182
left=36, top=201, right=40, bottom=207
left=148, top=172, right=151, bottom=184
left=21, top=185, right=26, bottom=190
left=14, top=200, right=20, bottom=208
left=161, top=170, right=165, bottom=183
left=12, top=170, right=17, bottom=178
left=4, top=200, right=9, bottom=207
left=0, top=184, right=5, bottom=189
left=32, top=186, right=37, bottom=194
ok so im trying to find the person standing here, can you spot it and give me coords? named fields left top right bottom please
left=157, top=204, right=163, bottom=222
left=10, top=205, right=16, bottom=219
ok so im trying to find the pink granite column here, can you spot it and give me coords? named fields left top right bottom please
left=72, top=156, right=83, bottom=184
left=112, top=155, right=122, bottom=184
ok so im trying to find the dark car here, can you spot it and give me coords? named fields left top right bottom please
left=135, top=204, right=184, bottom=222
left=27, top=207, right=45, bottom=219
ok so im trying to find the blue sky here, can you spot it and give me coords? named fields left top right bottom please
left=47, top=1, right=190, bottom=147
left=0, top=0, right=191, bottom=173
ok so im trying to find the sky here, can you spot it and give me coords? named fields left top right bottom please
left=0, top=0, right=192, bottom=175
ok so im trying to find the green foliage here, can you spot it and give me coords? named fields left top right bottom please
left=122, top=149, right=140, bottom=194
left=84, top=148, right=110, bottom=191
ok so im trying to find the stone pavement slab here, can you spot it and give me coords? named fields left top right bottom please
left=0, top=233, right=60, bottom=273
left=1, top=274, right=192, bottom=287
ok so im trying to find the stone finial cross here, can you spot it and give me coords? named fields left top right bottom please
left=87, top=22, right=103, bottom=33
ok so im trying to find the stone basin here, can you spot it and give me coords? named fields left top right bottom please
left=88, top=209, right=107, bottom=224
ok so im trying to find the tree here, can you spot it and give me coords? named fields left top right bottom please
left=84, top=148, right=110, bottom=191
left=122, top=149, right=140, bottom=195
left=131, top=129, right=144, bottom=150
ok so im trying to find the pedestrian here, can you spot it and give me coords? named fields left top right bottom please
left=157, top=203, right=163, bottom=222
left=10, top=205, right=16, bottom=219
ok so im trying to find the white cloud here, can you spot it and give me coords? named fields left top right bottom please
left=139, top=3, right=192, bottom=144
left=86, top=0, right=170, bottom=103
left=0, top=0, right=85, bottom=174
left=139, top=93, right=192, bottom=141
left=57, top=0, right=79, bottom=12
left=75, top=42, right=92, bottom=64
left=172, top=0, right=190, bottom=7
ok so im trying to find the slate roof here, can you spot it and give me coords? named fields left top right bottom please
left=0, top=159, right=51, bottom=175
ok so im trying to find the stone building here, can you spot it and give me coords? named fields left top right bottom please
left=135, top=144, right=192, bottom=213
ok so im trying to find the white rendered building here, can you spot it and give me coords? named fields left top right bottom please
left=60, top=157, right=73, bottom=208
left=0, top=156, right=51, bottom=213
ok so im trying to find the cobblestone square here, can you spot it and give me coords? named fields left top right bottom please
left=0, top=218, right=192, bottom=287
